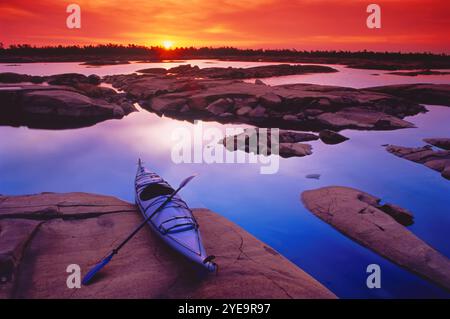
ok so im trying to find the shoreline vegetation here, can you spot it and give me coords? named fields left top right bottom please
left=1, top=44, right=450, bottom=70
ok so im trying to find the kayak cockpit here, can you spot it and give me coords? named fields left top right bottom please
left=139, top=183, right=174, bottom=201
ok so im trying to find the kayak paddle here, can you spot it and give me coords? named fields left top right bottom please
left=82, top=174, right=197, bottom=285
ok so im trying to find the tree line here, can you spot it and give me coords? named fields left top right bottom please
left=0, top=43, right=447, bottom=61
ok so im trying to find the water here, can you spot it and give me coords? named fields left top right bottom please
left=1, top=60, right=449, bottom=298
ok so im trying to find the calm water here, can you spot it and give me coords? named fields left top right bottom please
left=1, top=60, right=449, bottom=298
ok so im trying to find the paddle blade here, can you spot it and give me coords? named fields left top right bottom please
left=179, top=175, right=197, bottom=189
left=82, top=252, right=114, bottom=285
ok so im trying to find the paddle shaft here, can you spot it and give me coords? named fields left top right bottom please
left=113, top=185, right=183, bottom=253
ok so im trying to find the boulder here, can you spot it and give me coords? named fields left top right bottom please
left=235, top=106, right=253, bottom=116
left=221, top=129, right=315, bottom=158
left=301, top=186, right=450, bottom=291
left=206, top=98, right=233, bottom=115
left=279, top=143, right=313, bottom=158
left=0, top=192, right=336, bottom=299
left=259, top=93, right=282, bottom=108
left=319, top=129, right=349, bottom=145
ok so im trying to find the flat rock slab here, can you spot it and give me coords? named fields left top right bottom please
left=301, top=186, right=450, bottom=291
left=386, top=144, right=450, bottom=180
left=0, top=192, right=335, bottom=299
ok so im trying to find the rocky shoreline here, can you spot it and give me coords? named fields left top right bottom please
left=0, top=192, right=336, bottom=299
left=1, top=67, right=449, bottom=131
left=301, top=186, right=450, bottom=291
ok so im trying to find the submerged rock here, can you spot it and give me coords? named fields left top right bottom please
left=301, top=186, right=450, bottom=291
left=0, top=192, right=336, bottom=299
left=386, top=144, right=450, bottom=180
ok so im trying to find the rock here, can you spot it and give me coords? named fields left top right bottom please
left=366, top=84, right=450, bottom=106
left=102, top=73, right=442, bottom=132
left=282, top=114, right=299, bottom=122
left=315, top=108, right=415, bottom=131
left=378, top=203, right=414, bottom=226
left=73, top=83, right=116, bottom=98
left=301, top=186, right=450, bottom=291
left=221, top=129, right=315, bottom=158
left=136, top=68, right=168, bottom=75
left=319, top=129, right=349, bottom=145
left=423, top=138, right=450, bottom=150
left=0, top=192, right=336, bottom=299
left=259, top=93, right=282, bottom=108
left=87, top=74, right=101, bottom=85
left=386, top=144, right=450, bottom=180
left=279, top=131, right=319, bottom=143
left=388, top=70, right=450, bottom=76
left=279, top=143, right=313, bottom=158
left=46, top=73, right=91, bottom=86
left=82, top=60, right=130, bottom=66
left=235, top=106, right=253, bottom=116
left=255, top=79, right=266, bottom=85
left=305, top=174, right=321, bottom=180
left=0, top=72, right=44, bottom=84
left=163, top=64, right=337, bottom=79
left=0, top=84, right=135, bottom=129
left=206, top=98, right=233, bottom=115
left=248, top=106, right=267, bottom=118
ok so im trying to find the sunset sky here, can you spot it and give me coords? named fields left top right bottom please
left=1, top=0, right=449, bottom=52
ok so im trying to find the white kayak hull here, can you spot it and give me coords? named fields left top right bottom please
left=135, top=161, right=216, bottom=272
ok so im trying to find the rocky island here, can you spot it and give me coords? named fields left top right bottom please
left=0, top=192, right=336, bottom=299
left=301, top=186, right=450, bottom=291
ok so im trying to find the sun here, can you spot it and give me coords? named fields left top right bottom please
left=162, top=40, right=174, bottom=50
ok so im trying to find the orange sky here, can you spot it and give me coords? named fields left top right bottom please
left=1, top=0, right=449, bottom=52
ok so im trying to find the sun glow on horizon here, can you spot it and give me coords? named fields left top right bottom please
left=162, top=40, right=174, bottom=50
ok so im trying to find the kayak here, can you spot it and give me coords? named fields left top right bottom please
left=135, top=160, right=217, bottom=272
